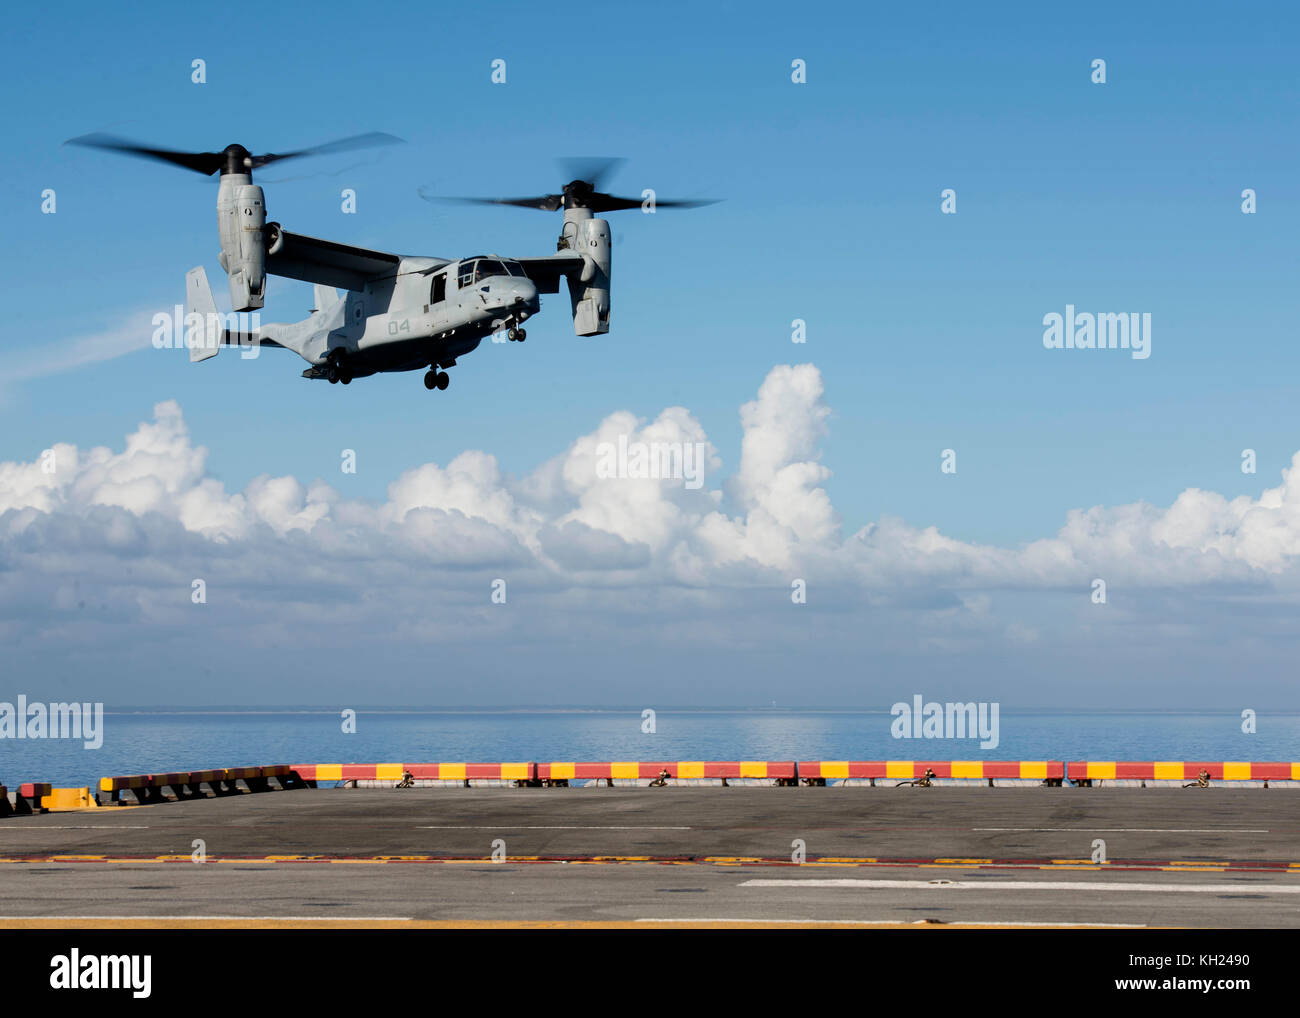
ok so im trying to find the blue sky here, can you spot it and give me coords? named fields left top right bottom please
left=2, top=2, right=1300, bottom=707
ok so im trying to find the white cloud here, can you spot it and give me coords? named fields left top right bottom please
left=9, top=365, right=1300, bottom=591
left=6, top=310, right=159, bottom=386
left=5, top=364, right=1300, bottom=703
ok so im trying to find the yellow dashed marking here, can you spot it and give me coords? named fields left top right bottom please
left=0, top=855, right=1296, bottom=874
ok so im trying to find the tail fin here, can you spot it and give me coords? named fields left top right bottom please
left=313, top=283, right=341, bottom=313
left=186, top=266, right=221, bottom=363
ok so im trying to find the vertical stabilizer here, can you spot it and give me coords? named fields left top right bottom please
left=313, top=283, right=341, bottom=313
left=186, top=266, right=221, bottom=362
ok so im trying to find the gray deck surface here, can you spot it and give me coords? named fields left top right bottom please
left=0, top=788, right=1296, bottom=926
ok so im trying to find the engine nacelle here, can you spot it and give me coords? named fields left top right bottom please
left=216, top=178, right=266, bottom=311
left=562, top=213, right=610, bottom=336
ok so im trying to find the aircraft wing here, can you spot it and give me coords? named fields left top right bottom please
left=265, top=228, right=402, bottom=291
left=513, top=253, right=587, bottom=294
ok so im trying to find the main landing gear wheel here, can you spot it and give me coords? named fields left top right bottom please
left=424, top=370, right=450, bottom=391
left=327, top=351, right=351, bottom=385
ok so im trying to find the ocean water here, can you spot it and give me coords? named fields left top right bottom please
left=1, top=709, right=1296, bottom=790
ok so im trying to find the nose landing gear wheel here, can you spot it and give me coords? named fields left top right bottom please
left=424, top=370, right=450, bottom=391
left=507, top=327, right=519, bottom=342
left=515, top=328, right=526, bottom=342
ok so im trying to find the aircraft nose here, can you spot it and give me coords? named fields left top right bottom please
left=512, top=278, right=539, bottom=308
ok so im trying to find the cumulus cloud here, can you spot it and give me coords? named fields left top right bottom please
left=5, top=362, right=1300, bottom=704
left=8, top=364, right=1300, bottom=593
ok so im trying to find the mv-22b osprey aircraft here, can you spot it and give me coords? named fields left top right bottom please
left=68, top=133, right=715, bottom=391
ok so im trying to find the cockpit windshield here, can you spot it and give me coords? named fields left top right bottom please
left=473, top=259, right=507, bottom=281
left=458, top=258, right=523, bottom=288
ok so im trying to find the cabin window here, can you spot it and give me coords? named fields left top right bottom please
left=430, top=272, right=446, bottom=304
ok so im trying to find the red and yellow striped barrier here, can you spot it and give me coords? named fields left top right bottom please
left=407, top=763, right=532, bottom=781
left=290, top=761, right=799, bottom=785
left=535, top=761, right=797, bottom=784
left=292, top=763, right=533, bottom=783
left=1067, top=761, right=1300, bottom=783
left=798, top=761, right=1063, bottom=783
left=57, top=758, right=1300, bottom=807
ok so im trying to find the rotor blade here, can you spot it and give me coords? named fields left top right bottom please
left=589, top=193, right=722, bottom=213
left=64, top=133, right=224, bottom=175
left=645, top=198, right=722, bottom=209
left=419, top=190, right=564, bottom=212
left=557, top=156, right=626, bottom=190
left=251, top=132, right=404, bottom=168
